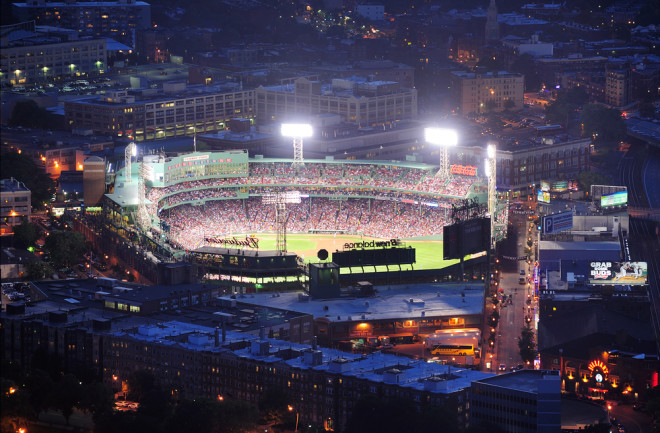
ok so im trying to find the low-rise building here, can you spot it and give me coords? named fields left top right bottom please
left=0, top=178, right=31, bottom=226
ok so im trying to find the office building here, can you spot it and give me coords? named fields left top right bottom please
left=255, top=76, right=417, bottom=126
left=0, top=22, right=107, bottom=86
left=451, top=138, right=591, bottom=197
left=12, top=0, right=151, bottom=48
left=64, top=83, right=255, bottom=141
left=449, top=70, right=524, bottom=114
left=471, top=370, right=561, bottom=433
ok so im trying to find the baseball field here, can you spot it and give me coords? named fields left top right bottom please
left=244, top=233, right=460, bottom=272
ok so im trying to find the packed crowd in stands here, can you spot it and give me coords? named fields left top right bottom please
left=145, top=162, right=480, bottom=213
left=161, top=197, right=452, bottom=251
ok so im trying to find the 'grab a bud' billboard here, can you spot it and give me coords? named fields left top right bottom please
left=589, top=261, right=647, bottom=285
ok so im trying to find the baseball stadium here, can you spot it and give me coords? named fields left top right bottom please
left=104, top=148, right=506, bottom=291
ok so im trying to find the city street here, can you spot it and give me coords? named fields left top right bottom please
left=488, top=201, right=538, bottom=373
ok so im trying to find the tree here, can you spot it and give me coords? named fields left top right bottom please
left=518, top=323, right=537, bottom=364
left=545, top=87, right=589, bottom=130
left=25, top=369, right=54, bottom=416
left=503, top=99, right=516, bottom=111
left=577, top=171, right=610, bottom=193
left=13, top=218, right=40, bottom=248
left=127, top=370, right=158, bottom=403
left=45, top=230, right=86, bottom=268
left=53, top=373, right=82, bottom=425
left=81, top=382, right=114, bottom=425
left=8, top=100, right=59, bottom=130
left=0, top=151, right=56, bottom=209
left=25, top=258, right=54, bottom=280
left=580, top=104, right=626, bottom=146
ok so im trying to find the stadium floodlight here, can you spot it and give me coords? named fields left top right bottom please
left=424, top=128, right=458, bottom=147
left=486, top=143, right=497, bottom=249
left=425, top=127, right=457, bottom=178
left=281, top=124, right=313, bottom=138
left=125, top=142, right=137, bottom=183
left=282, top=123, right=312, bottom=166
left=487, top=143, right=496, bottom=159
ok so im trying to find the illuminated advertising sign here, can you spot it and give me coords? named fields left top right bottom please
left=601, top=191, right=628, bottom=207
left=537, top=190, right=550, bottom=204
left=540, top=180, right=551, bottom=192
left=343, top=239, right=400, bottom=250
left=589, top=261, right=647, bottom=285
left=542, top=211, right=573, bottom=234
left=205, top=235, right=260, bottom=249
left=450, top=164, right=478, bottom=176
left=551, top=180, right=568, bottom=192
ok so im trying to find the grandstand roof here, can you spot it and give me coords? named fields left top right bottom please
left=219, top=282, right=484, bottom=323
left=251, top=157, right=435, bottom=171
left=194, top=246, right=296, bottom=259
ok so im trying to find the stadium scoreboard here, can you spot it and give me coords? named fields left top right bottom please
left=332, top=247, right=416, bottom=268
left=443, top=217, right=491, bottom=260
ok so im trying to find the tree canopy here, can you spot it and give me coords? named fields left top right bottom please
left=44, top=230, right=86, bottom=268
left=0, top=151, right=56, bottom=209
left=518, top=323, right=537, bottom=364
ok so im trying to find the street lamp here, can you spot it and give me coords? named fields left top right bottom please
left=69, top=63, right=76, bottom=76
left=287, top=405, right=299, bottom=433
left=281, top=123, right=312, bottom=167
left=424, top=127, right=457, bottom=178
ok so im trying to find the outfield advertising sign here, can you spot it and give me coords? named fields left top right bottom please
left=601, top=191, right=628, bottom=207
left=589, top=261, right=647, bottom=285
left=542, top=211, right=573, bottom=234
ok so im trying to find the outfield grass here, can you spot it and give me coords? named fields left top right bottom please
left=244, top=233, right=460, bottom=271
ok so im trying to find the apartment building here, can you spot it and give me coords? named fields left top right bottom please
left=64, top=83, right=255, bottom=141
left=449, top=71, right=524, bottom=114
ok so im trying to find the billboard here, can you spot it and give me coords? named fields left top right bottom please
left=591, top=185, right=627, bottom=202
left=443, top=218, right=491, bottom=259
left=537, top=190, right=550, bottom=204
left=540, top=180, right=551, bottom=192
left=551, top=180, right=568, bottom=192
left=542, top=211, right=573, bottom=234
left=601, top=191, right=628, bottom=207
left=589, top=261, right=647, bottom=285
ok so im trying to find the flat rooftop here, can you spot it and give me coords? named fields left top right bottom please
left=220, top=282, right=485, bottom=323
left=473, top=370, right=559, bottom=394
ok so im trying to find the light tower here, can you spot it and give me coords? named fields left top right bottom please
left=281, top=123, right=312, bottom=167
left=124, top=142, right=137, bottom=183
left=486, top=144, right=497, bottom=249
left=262, top=191, right=301, bottom=253
left=424, top=128, right=458, bottom=178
